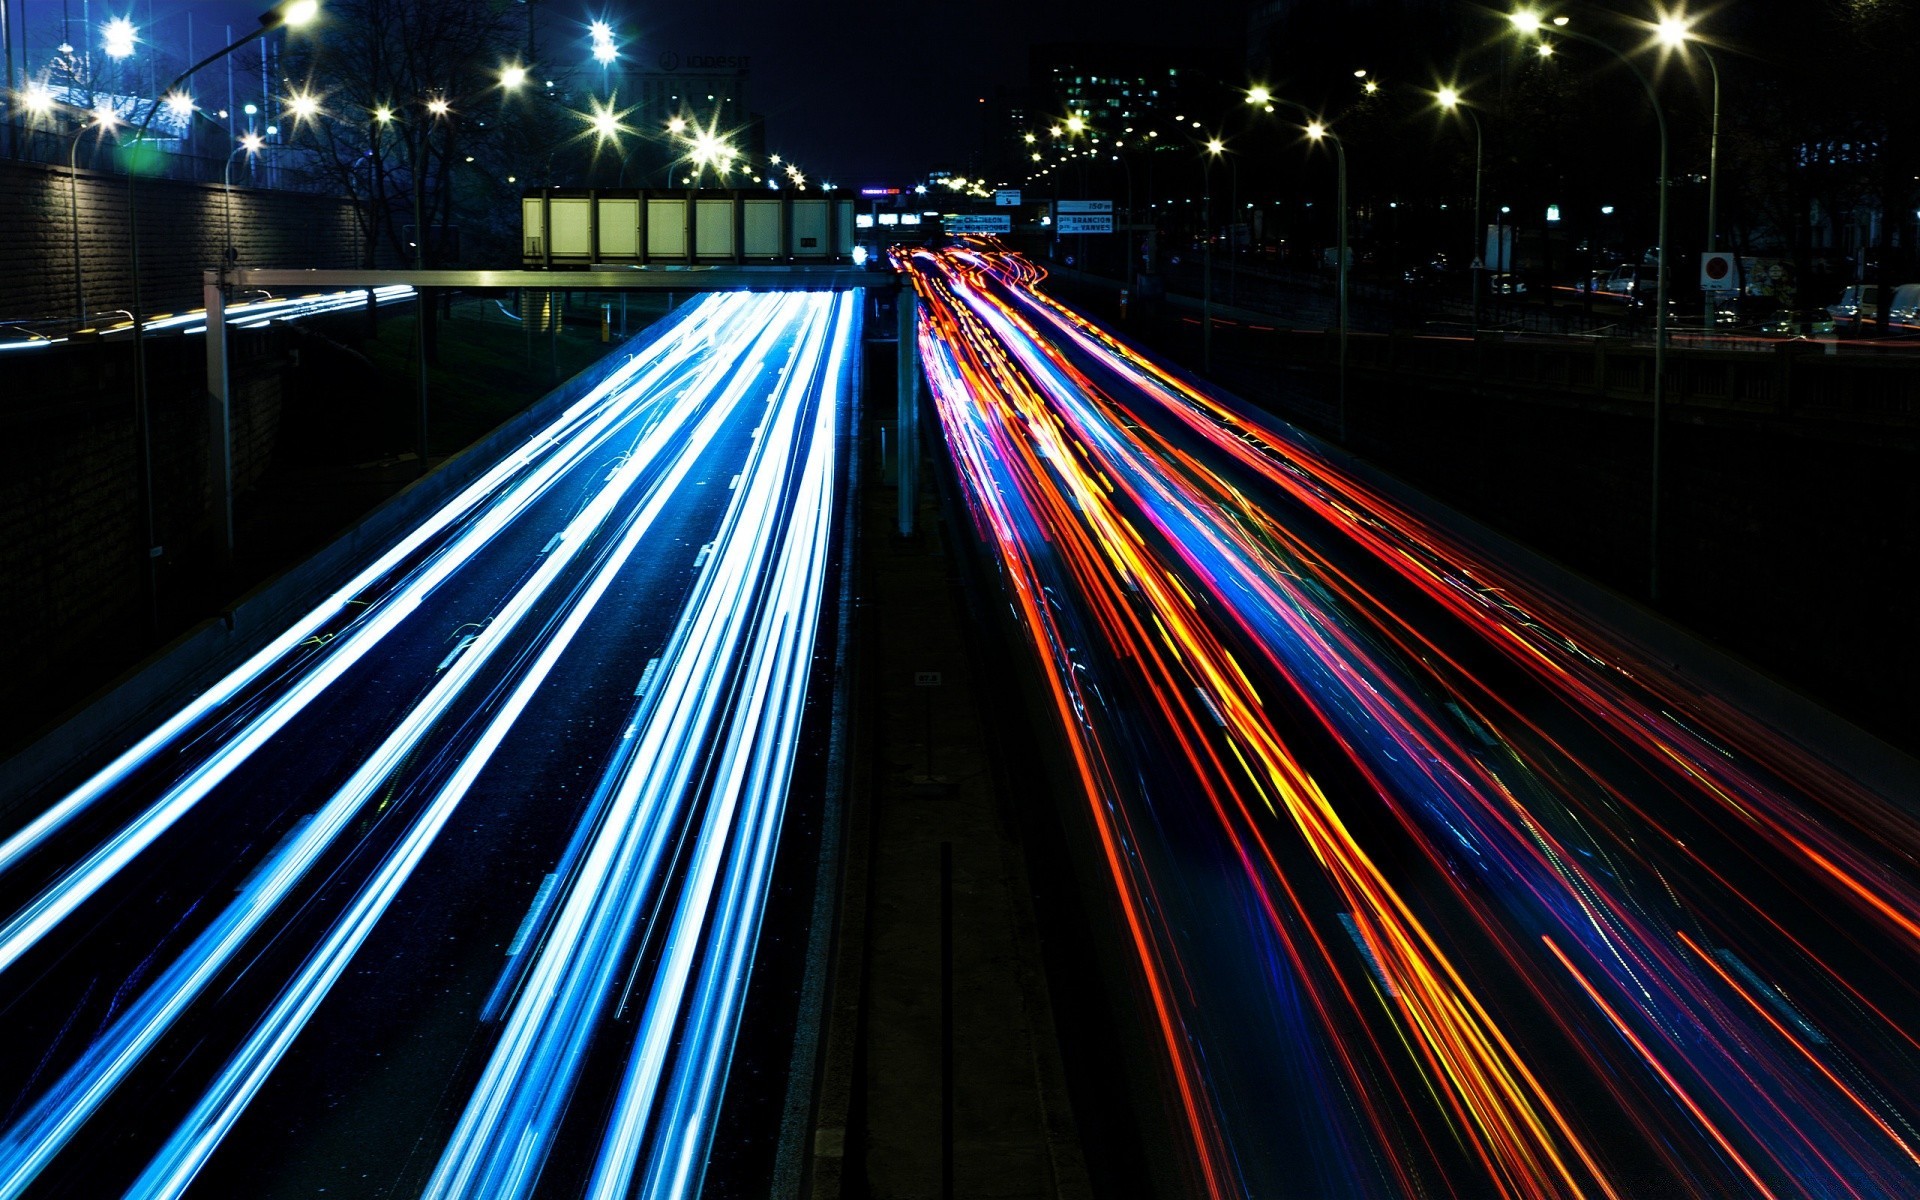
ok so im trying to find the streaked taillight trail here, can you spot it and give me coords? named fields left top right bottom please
left=907, top=242, right=1920, bottom=1199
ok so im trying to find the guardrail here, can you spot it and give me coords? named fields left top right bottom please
left=1231, top=326, right=1920, bottom=429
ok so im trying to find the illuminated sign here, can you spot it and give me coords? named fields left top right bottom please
left=860, top=187, right=902, bottom=196
left=878, top=212, right=900, bottom=225
left=1056, top=213, right=1112, bottom=234
left=855, top=214, right=875, bottom=228
left=945, top=214, right=1012, bottom=233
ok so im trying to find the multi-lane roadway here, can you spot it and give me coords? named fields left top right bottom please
left=907, top=243, right=1920, bottom=1199
left=0, top=289, right=857, bottom=1198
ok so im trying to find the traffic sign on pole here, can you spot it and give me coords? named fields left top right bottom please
left=1055, top=213, right=1113, bottom=234
left=1701, top=252, right=1737, bottom=291
left=945, top=214, right=1012, bottom=234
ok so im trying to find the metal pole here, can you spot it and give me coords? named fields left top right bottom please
left=204, top=269, right=233, bottom=565
left=1558, top=27, right=1669, bottom=601
left=1334, top=135, right=1349, bottom=444
left=69, top=128, right=87, bottom=328
left=1202, top=156, right=1213, bottom=372
left=128, top=20, right=279, bottom=636
left=1228, top=155, right=1239, bottom=305
left=1468, top=107, right=1483, bottom=329
left=896, top=283, right=920, bottom=537
left=1704, top=48, right=1721, bottom=332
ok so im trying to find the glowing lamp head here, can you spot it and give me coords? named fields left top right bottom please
left=165, top=92, right=194, bottom=119
left=1437, top=87, right=1460, bottom=109
left=427, top=97, right=450, bottom=116
left=1656, top=15, right=1692, bottom=47
left=593, top=41, right=618, bottom=65
left=23, top=85, right=54, bottom=115
left=287, top=91, right=320, bottom=120
left=592, top=110, right=619, bottom=139
left=1247, top=85, right=1271, bottom=106
left=102, top=17, right=137, bottom=59
left=1510, top=10, right=1544, bottom=34
left=667, top=115, right=687, bottom=134
left=279, top=0, right=318, bottom=27
left=92, top=102, right=122, bottom=131
left=374, top=105, right=394, bottom=123
left=1305, top=121, right=1327, bottom=141
left=501, top=65, right=527, bottom=89
left=1066, top=114, right=1086, bottom=133
left=240, top=132, right=265, bottom=153
left=1205, top=138, right=1224, bottom=155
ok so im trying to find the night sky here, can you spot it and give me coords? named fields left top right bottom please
left=5, top=0, right=1248, bottom=182
left=629, top=0, right=1245, bottom=181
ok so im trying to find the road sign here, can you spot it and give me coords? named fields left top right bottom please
left=1701, top=252, right=1737, bottom=291
left=994, top=189, right=1022, bottom=207
left=945, top=214, right=1011, bottom=234
left=1056, top=213, right=1113, bottom=234
left=1057, top=199, right=1113, bottom=215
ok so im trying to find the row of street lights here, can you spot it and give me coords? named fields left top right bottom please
left=1010, top=7, right=1716, bottom=600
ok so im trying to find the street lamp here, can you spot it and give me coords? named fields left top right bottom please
left=1250, top=89, right=1350, bottom=442
left=224, top=132, right=266, bottom=268
left=1437, top=86, right=1485, bottom=327
left=1202, top=138, right=1224, bottom=370
left=69, top=104, right=123, bottom=328
left=125, top=0, right=319, bottom=601
left=1657, top=14, right=1722, bottom=327
left=1511, top=6, right=1670, bottom=600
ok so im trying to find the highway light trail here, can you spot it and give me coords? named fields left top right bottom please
left=907, top=244, right=1920, bottom=1198
left=0, top=289, right=854, bottom=1196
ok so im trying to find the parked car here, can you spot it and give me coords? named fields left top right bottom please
left=1595, top=263, right=1638, bottom=298
left=1826, top=284, right=1879, bottom=323
left=1889, top=282, right=1920, bottom=328
left=1756, top=308, right=1835, bottom=337
left=1826, top=282, right=1920, bottom=327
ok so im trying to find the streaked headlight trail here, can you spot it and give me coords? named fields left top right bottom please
left=906, top=243, right=1920, bottom=1199
left=0, top=289, right=856, bottom=1197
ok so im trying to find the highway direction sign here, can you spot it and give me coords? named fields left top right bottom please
left=1056, top=213, right=1113, bottom=234
left=945, top=214, right=1012, bottom=234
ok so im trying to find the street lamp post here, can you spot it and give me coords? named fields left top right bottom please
left=1438, top=88, right=1484, bottom=328
left=223, top=133, right=264, bottom=272
left=68, top=107, right=121, bottom=328
left=1515, top=8, right=1670, bottom=600
left=1249, top=87, right=1350, bottom=443
left=1202, top=141, right=1218, bottom=371
left=126, top=0, right=317, bottom=606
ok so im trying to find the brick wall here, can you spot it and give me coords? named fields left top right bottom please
left=0, top=330, right=287, bottom=723
left=0, top=158, right=370, bottom=321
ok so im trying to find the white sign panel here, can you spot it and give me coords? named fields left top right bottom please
left=1056, top=199, right=1113, bottom=214
left=994, top=189, right=1022, bottom=207
left=1056, top=213, right=1113, bottom=234
left=945, top=214, right=1012, bottom=234
left=1700, top=252, right=1737, bottom=291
